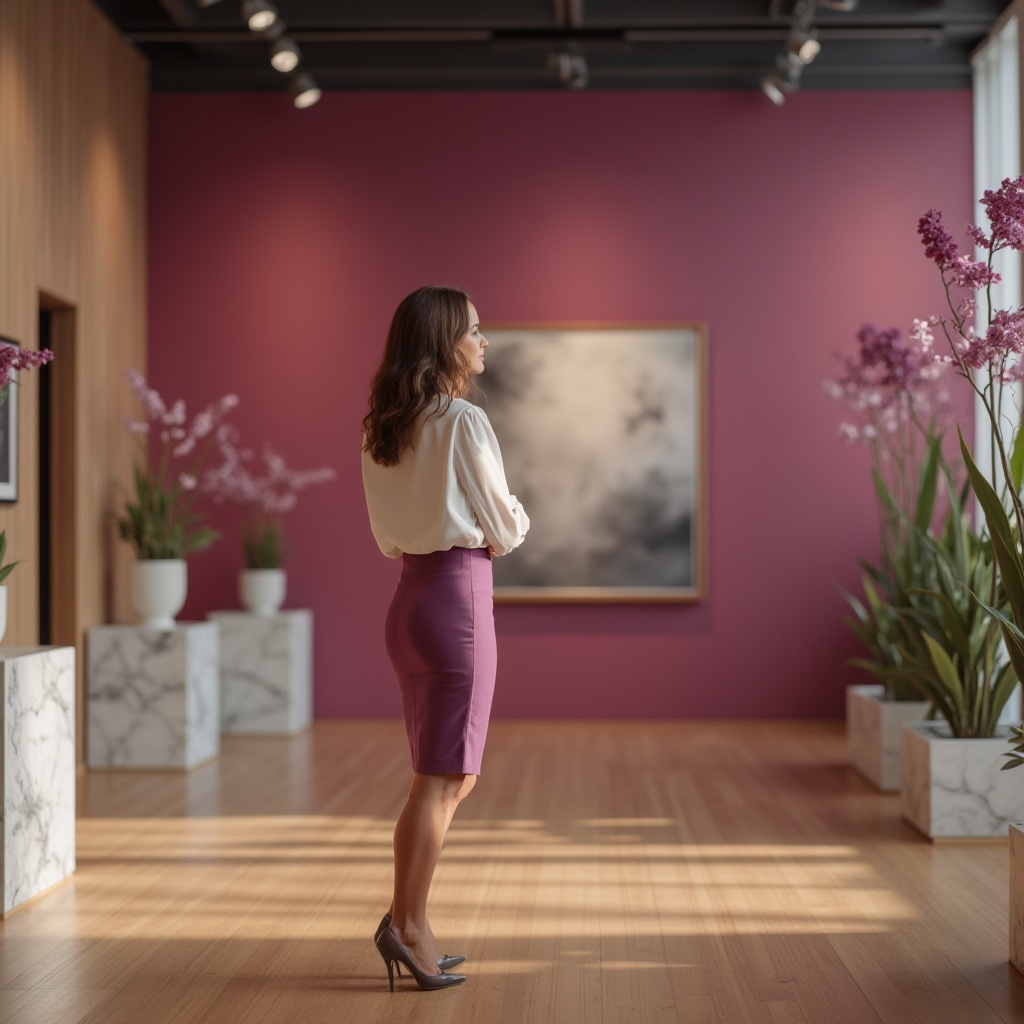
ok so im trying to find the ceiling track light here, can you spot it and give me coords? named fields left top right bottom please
left=780, top=51, right=803, bottom=85
left=270, top=37, right=301, bottom=74
left=760, top=73, right=787, bottom=106
left=787, top=28, right=820, bottom=64
left=764, top=0, right=836, bottom=105
left=290, top=73, right=322, bottom=109
left=549, top=50, right=588, bottom=90
left=242, top=0, right=278, bottom=33
left=762, top=52, right=803, bottom=105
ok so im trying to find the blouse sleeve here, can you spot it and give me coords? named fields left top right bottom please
left=453, top=406, right=530, bottom=556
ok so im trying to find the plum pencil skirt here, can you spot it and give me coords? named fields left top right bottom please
left=385, top=547, right=497, bottom=776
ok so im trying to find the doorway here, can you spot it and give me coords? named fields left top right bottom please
left=38, top=294, right=76, bottom=650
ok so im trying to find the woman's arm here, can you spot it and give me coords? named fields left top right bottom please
left=453, top=406, right=530, bottom=556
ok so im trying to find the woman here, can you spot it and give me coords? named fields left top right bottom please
left=361, top=285, right=530, bottom=992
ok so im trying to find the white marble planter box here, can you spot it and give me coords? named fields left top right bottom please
left=87, top=623, right=219, bottom=769
left=208, top=610, right=312, bottom=734
left=2, top=646, right=76, bottom=914
left=847, top=684, right=930, bottom=792
left=900, top=722, right=1024, bottom=838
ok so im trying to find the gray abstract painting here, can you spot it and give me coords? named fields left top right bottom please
left=471, top=326, right=705, bottom=601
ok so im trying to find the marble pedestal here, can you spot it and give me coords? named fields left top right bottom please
left=847, top=684, right=929, bottom=791
left=87, top=623, right=219, bottom=769
left=900, top=722, right=1024, bottom=838
left=208, top=610, right=312, bottom=734
left=2, top=646, right=76, bottom=914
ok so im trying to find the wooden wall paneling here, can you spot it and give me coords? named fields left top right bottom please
left=0, top=0, right=42, bottom=650
left=0, top=0, right=148, bottom=765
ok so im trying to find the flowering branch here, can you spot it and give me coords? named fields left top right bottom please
left=917, top=178, right=1024, bottom=538
left=0, top=346, right=55, bottom=398
left=118, top=370, right=240, bottom=559
left=825, top=322, right=953, bottom=568
left=202, top=427, right=336, bottom=569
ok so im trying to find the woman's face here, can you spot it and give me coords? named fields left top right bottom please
left=457, top=301, right=488, bottom=375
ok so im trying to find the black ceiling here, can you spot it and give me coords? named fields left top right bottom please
left=92, top=0, right=1013, bottom=93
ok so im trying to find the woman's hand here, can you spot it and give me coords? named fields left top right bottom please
left=487, top=545, right=495, bottom=560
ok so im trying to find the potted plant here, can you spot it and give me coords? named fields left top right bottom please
left=827, top=326, right=949, bottom=790
left=842, top=534, right=933, bottom=791
left=888, top=179, right=1024, bottom=838
left=117, top=370, right=239, bottom=629
left=891, top=477, right=1023, bottom=837
left=203, top=429, right=334, bottom=617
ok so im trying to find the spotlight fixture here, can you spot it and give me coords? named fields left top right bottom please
left=761, top=52, right=802, bottom=105
left=760, top=73, right=787, bottom=106
left=270, top=36, right=301, bottom=74
left=289, top=73, right=321, bottom=109
left=787, top=29, right=821, bottom=64
left=549, top=50, right=588, bottom=90
left=763, top=0, right=842, bottom=105
left=242, top=0, right=278, bottom=33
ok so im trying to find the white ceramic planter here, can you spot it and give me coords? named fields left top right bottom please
left=239, top=568, right=286, bottom=617
left=847, top=684, right=930, bottom=792
left=131, top=559, right=187, bottom=630
left=1012, top=824, right=1024, bottom=975
left=900, top=722, right=1024, bottom=838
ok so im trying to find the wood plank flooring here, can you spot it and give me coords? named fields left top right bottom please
left=3, top=721, right=1024, bottom=1023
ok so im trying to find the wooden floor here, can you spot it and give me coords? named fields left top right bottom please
left=2, top=721, right=1024, bottom=1024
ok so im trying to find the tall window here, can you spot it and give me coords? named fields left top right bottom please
left=972, top=13, right=1022, bottom=722
left=972, top=15, right=1020, bottom=482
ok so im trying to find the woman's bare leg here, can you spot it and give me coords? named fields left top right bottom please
left=389, top=773, right=466, bottom=974
left=443, top=774, right=476, bottom=835
left=387, top=773, right=477, bottom=904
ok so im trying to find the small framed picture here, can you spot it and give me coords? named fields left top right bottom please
left=0, top=338, right=20, bottom=503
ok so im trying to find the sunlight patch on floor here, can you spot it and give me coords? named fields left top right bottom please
left=30, top=814, right=925, bottom=942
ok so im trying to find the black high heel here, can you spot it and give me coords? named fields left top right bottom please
left=375, top=924, right=466, bottom=992
left=375, top=913, right=467, bottom=971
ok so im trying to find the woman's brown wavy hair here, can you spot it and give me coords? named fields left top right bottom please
left=362, top=285, right=472, bottom=467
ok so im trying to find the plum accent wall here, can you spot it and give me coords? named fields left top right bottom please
left=148, top=90, right=973, bottom=720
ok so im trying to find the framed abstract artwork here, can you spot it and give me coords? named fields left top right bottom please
left=0, top=338, right=19, bottom=503
left=470, top=323, right=707, bottom=602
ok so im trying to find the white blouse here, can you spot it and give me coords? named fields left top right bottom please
left=361, top=397, right=530, bottom=559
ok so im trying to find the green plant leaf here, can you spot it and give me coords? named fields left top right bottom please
left=921, top=632, right=965, bottom=712
left=1011, top=419, right=1024, bottom=492
left=862, top=575, right=884, bottom=614
left=928, top=589, right=971, bottom=667
left=969, top=592, right=1024, bottom=690
left=915, top=435, right=941, bottom=531
left=846, top=658, right=887, bottom=679
left=883, top=664, right=953, bottom=719
left=988, top=659, right=1020, bottom=736
left=959, top=430, right=1024, bottom=626
left=839, top=588, right=870, bottom=626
